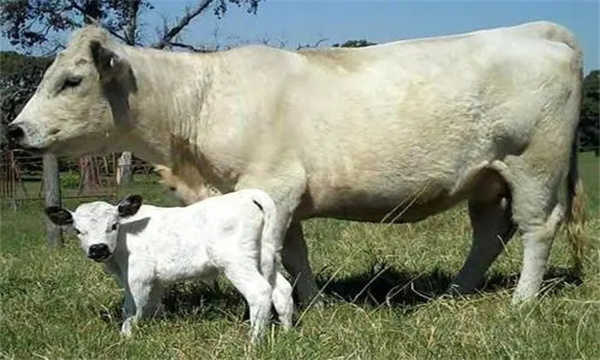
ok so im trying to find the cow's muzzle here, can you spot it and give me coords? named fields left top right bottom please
left=88, top=244, right=111, bottom=262
left=7, top=124, right=25, bottom=143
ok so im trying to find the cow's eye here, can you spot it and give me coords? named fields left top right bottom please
left=61, top=76, right=82, bottom=91
left=111, top=223, right=118, bottom=231
left=74, top=228, right=81, bottom=235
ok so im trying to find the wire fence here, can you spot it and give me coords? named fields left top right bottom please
left=1, top=145, right=597, bottom=208
left=0, top=150, right=156, bottom=208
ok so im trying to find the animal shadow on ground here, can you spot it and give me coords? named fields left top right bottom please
left=98, top=264, right=582, bottom=327
left=99, top=281, right=249, bottom=327
left=317, top=262, right=583, bottom=311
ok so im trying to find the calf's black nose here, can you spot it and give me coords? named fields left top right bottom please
left=7, top=124, right=25, bottom=141
left=88, top=244, right=110, bottom=261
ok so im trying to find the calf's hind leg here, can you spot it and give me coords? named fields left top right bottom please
left=271, top=271, right=294, bottom=329
left=224, top=264, right=273, bottom=342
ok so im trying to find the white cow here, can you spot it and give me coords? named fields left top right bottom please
left=11, top=21, right=585, bottom=305
left=45, top=190, right=293, bottom=342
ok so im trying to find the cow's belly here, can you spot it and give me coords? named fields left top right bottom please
left=309, top=195, right=463, bottom=223
left=296, top=152, right=511, bottom=223
left=298, top=176, right=465, bottom=223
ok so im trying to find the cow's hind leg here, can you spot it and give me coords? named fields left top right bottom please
left=450, top=193, right=517, bottom=294
left=491, top=159, right=565, bottom=303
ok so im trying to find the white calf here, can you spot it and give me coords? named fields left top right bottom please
left=45, top=189, right=293, bottom=342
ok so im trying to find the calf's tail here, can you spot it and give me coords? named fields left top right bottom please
left=250, top=190, right=279, bottom=284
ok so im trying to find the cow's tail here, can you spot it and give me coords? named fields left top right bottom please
left=565, top=134, right=587, bottom=277
left=251, top=190, right=279, bottom=285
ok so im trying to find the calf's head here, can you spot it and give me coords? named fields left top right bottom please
left=45, top=195, right=142, bottom=262
left=8, top=26, right=134, bottom=155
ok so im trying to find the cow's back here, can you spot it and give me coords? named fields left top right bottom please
left=284, top=22, right=581, bottom=221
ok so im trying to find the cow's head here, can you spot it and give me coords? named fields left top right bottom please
left=154, top=164, right=221, bottom=205
left=8, top=26, right=133, bottom=155
left=45, top=195, right=142, bottom=262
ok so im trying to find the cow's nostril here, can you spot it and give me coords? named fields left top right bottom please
left=7, top=124, right=25, bottom=141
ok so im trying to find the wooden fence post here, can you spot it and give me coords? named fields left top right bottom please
left=43, top=153, right=63, bottom=248
left=116, top=151, right=133, bottom=186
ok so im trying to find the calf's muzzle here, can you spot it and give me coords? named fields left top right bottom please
left=88, top=243, right=110, bottom=261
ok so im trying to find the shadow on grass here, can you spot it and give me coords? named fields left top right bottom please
left=98, top=265, right=582, bottom=326
left=318, top=263, right=583, bottom=309
left=162, top=282, right=244, bottom=320
left=99, top=281, right=249, bottom=327
left=317, top=265, right=453, bottom=310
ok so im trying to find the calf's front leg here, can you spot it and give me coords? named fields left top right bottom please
left=121, top=277, right=161, bottom=337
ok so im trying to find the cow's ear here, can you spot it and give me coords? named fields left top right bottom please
left=90, top=40, right=129, bottom=80
left=118, top=195, right=142, bottom=217
left=45, top=207, right=73, bottom=226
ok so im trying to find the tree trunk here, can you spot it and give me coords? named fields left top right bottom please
left=43, top=153, right=62, bottom=248
left=116, top=152, right=133, bottom=186
left=78, top=156, right=101, bottom=193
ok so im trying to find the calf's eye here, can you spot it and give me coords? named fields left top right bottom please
left=111, top=223, right=118, bottom=231
left=74, top=228, right=81, bottom=235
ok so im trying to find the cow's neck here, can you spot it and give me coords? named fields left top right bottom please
left=113, top=46, right=217, bottom=168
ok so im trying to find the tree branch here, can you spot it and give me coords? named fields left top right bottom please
left=297, top=38, right=328, bottom=50
left=153, top=0, right=213, bottom=49
left=68, top=1, right=128, bottom=43
left=41, top=43, right=66, bottom=57
left=125, top=0, right=141, bottom=46
left=167, top=42, right=214, bottom=53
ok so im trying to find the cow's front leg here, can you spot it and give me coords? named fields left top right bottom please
left=270, top=195, right=320, bottom=308
left=282, top=222, right=321, bottom=307
left=237, top=169, right=318, bottom=307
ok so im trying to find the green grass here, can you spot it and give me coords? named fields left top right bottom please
left=1, top=153, right=598, bottom=359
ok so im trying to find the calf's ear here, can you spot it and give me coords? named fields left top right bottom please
left=118, top=195, right=143, bottom=217
left=45, top=207, right=73, bottom=226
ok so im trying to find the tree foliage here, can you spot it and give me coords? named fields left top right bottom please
left=580, top=70, right=599, bottom=152
left=0, top=0, right=263, bottom=50
left=332, top=39, right=376, bottom=48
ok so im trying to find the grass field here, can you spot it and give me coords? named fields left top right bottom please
left=1, top=153, right=598, bottom=359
